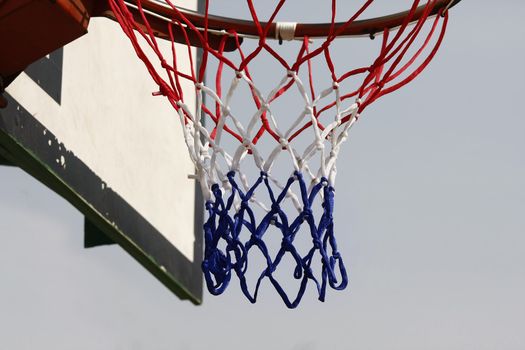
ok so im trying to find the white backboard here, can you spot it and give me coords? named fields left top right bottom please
left=0, top=1, right=203, bottom=304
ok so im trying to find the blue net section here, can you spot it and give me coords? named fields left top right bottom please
left=201, top=170, right=348, bottom=308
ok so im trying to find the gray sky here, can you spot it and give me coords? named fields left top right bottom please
left=1, top=1, right=524, bottom=349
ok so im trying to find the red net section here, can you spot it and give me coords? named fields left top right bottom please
left=107, top=0, right=448, bottom=199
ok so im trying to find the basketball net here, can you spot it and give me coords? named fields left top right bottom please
left=108, top=0, right=450, bottom=308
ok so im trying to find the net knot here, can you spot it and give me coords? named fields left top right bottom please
left=200, top=147, right=209, bottom=157
left=211, top=183, right=222, bottom=197
left=248, top=235, right=259, bottom=246
left=261, top=102, right=271, bottom=111
left=279, top=137, right=289, bottom=148
left=305, top=105, right=314, bottom=114
left=303, top=207, right=313, bottom=218
left=375, top=81, right=385, bottom=88
left=206, top=250, right=230, bottom=274
left=312, top=238, right=322, bottom=249
left=281, top=235, right=294, bottom=249
left=271, top=202, right=281, bottom=212
left=287, top=70, right=297, bottom=79
left=242, top=138, right=251, bottom=149
left=160, top=58, right=169, bottom=69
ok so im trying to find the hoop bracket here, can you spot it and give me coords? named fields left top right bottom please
left=276, top=22, right=297, bottom=44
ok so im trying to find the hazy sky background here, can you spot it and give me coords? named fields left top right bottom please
left=1, top=1, right=524, bottom=349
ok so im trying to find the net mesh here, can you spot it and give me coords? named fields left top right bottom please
left=108, top=0, right=449, bottom=307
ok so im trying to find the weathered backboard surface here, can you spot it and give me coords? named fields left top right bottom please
left=0, top=1, right=203, bottom=304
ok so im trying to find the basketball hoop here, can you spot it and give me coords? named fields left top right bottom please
left=106, top=0, right=462, bottom=308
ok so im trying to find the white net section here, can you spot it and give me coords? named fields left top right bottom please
left=182, top=71, right=360, bottom=211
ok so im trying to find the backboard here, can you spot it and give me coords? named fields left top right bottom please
left=0, top=0, right=204, bottom=304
